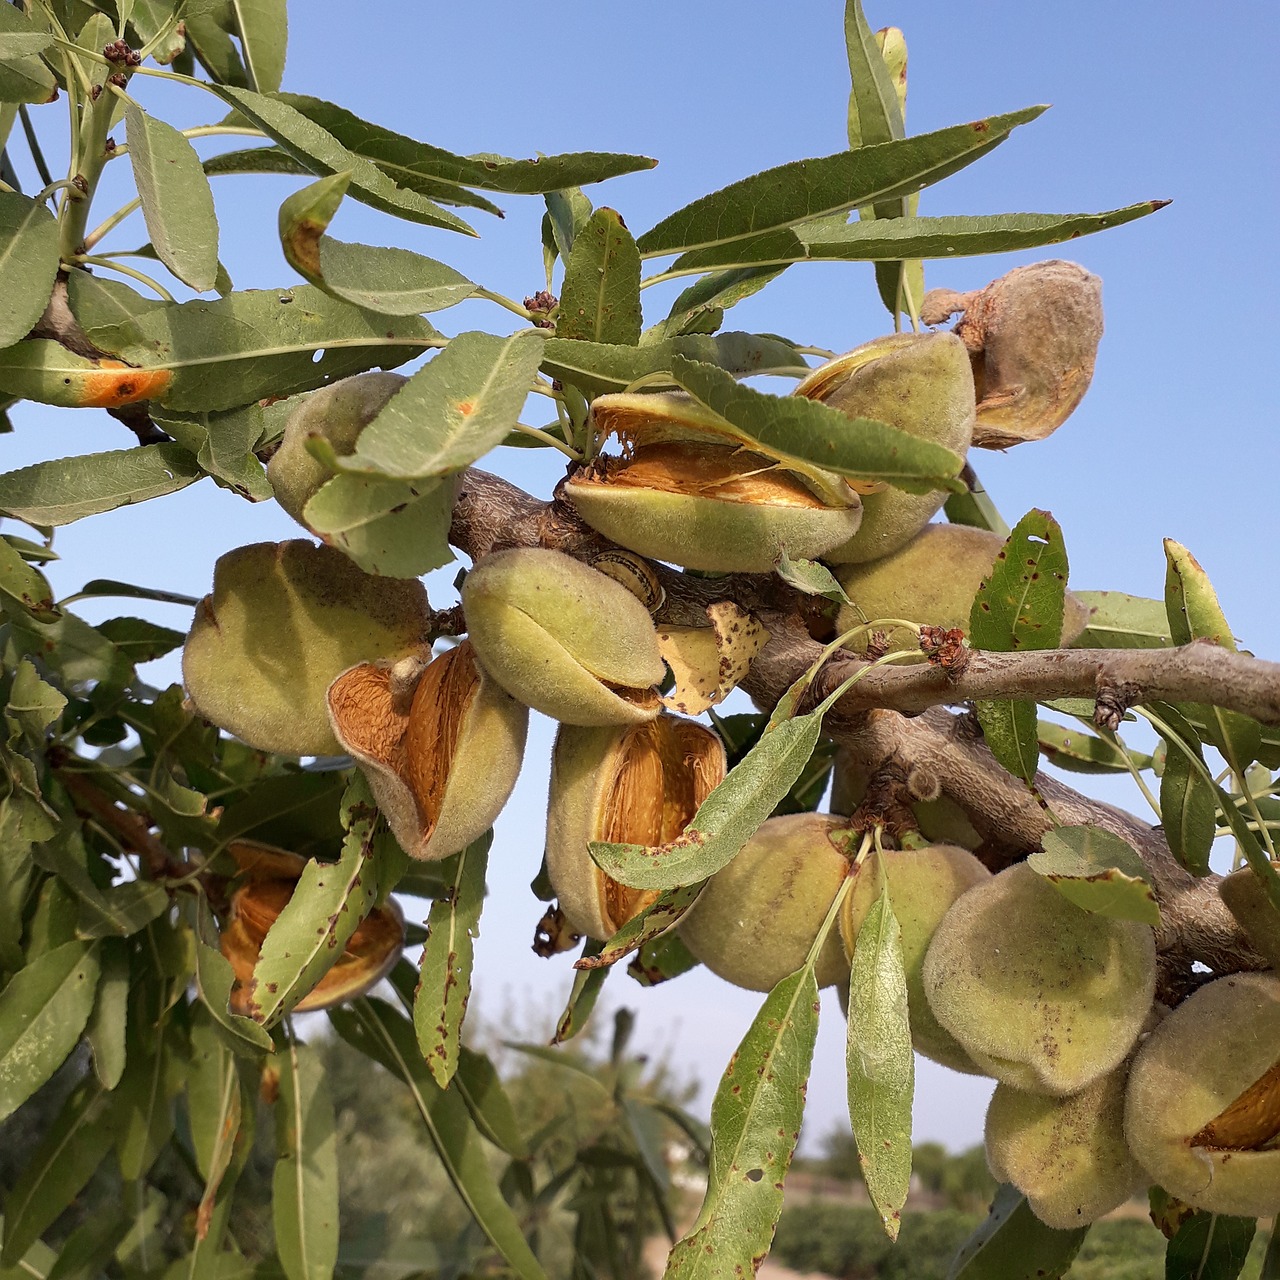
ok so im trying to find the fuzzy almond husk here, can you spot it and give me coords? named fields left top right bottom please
left=220, top=839, right=404, bottom=1016
left=1218, top=861, right=1280, bottom=970
left=792, top=332, right=974, bottom=564
left=182, top=540, right=430, bottom=756
left=1124, top=971, right=1280, bottom=1218
left=462, top=548, right=666, bottom=726
left=327, top=641, right=528, bottom=861
left=546, top=714, right=726, bottom=939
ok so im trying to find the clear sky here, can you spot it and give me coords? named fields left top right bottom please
left=4, top=1, right=1278, bottom=1152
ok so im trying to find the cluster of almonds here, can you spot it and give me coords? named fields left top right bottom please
left=177, top=259, right=1279, bottom=1227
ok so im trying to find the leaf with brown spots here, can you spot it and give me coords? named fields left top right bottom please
left=658, top=602, right=769, bottom=716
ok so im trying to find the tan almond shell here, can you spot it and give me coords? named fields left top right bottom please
left=462, top=548, right=666, bottom=726
left=182, top=540, right=430, bottom=756
left=1124, top=971, right=1280, bottom=1218
left=546, top=715, right=726, bottom=940
left=793, top=332, right=975, bottom=565
left=327, top=641, right=528, bottom=861
left=677, top=812, right=853, bottom=992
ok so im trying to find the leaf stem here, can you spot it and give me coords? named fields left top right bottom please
left=510, top=422, right=582, bottom=460
left=71, top=253, right=175, bottom=301
left=82, top=196, right=142, bottom=249
left=806, top=871, right=854, bottom=969
left=1231, top=767, right=1278, bottom=860
left=35, top=178, right=84, bottom=205
left=472, top=285, right=536, bottom=321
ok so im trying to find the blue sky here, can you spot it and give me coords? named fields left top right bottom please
left=5, top=2, right=1278, bottom=1151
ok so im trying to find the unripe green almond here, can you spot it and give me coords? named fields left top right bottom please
left=1218, top=862, right=1280, bottom=970
left=986, top=1065, right=1145, bottom=1229
left=1124, top=971, right=1280, bottom=1218
left=793, top=332, right=975, bottom=564
left=834, top=523, right=1089, bottom=653
left=547, top=715, right=726, bottom=939
left=678, top=812, right=852, bottom=992
left=839, top=844, right=990, bottom=1074
left=462, top=548, right=665, bottom=726
left=267, top=371, right=407, bottom=527
left=183, top=540, right=430, bottom=756
left=922, top=862, right=1157, bottom=1096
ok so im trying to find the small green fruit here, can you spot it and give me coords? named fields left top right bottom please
left=1218, top=862, right=1280, bottom=970
left=462, top=548, right=666, bottom=726
left=839, top=844, right=990, bottom=1073
left=546, top=715, right=726, bottom=939
left=183, top=540, right=430, bottom=756
left=267, top=371, right=406, bottom=527
left=563, top=392, right=862, bottom=573
left=985, top=1065, right=1144, bottom=1229
left=1124, top=971, right=1280, bottom=1218
left=834, top=523, right=1089, bottom=652
left=922, top=861, right=1157, bottom=1095
left=792, top=332, right=974, bottom=564
left=678, top=812, right=852, bottom=992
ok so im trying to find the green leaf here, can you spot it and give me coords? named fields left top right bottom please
left=0, top=535, right=57, bottom=621
left=1037, top=720, right=1152, bottom=774
left=1164, top=1210, right=1257, bottom=1280
left=1160, top=747, right=1216, bottom=876
left=103, top=286, right=442, bottom=413
left=42, top=1206, right=131, bottom=1280
left=556, top=208, right=642, bottom=345
left=0, top=192, right=58, bottom=350
left=0, top=940, right=100, bottom=1122
left=1069, top=590, right=1171, bottom=649
left=329, top=998, right=549, bottom=1280
left=944, top=465, right=1009, bottom=537
left=84, top=937, right=129, bottom=1089
left=0, top=6, right=56, bottom=103
left=453, top=1046, right=528, bottom=1160
left=669, top=355, right=965, bottom=494
left=0, top=1077, right=118, bottom=1265
left=6, top=658, right=65, bottom=741
left=0, top=443, right=203, bottom=526
left=274, top=1036, right=339, bottom=1280
left=203, top=144, right=310, bottom=179
left=211, top=86, right=476, bottom=234
left=1027, top=825, right=1161, bottom=925
left=0, top=801, right=33, bottom=971
left=638, top=106, right=1046, bottom=258
left=124, top=101, right=220, bottom=293
left=644, top=266, right=784, bottom=342
left=114, top=988, right=185, bottom=1180
left=186, top=1004, right=247, bottom=1240
left=659, top=205, right=1163, bottom=279
left=845, top=0, right=903, bottom=149
left=267, top=94, right=655, bottom=195
left=775, top=551, right=852, bottom=605
left=249, top=776, right=382, bottom=1026
left=94, top=616, right=185, bottom=664
left=277, top=172, right=476, bottom=315
left=1164, top=538, right=1261, bottom=771
left=228, top=0, right=286, bottom=93
left=628, top=930, right=701, bottom=986
left=415, top=832, right=489, bottom=1088
left=331, top=329, right=548, bottom=479
left=153, top=402, right=275, bottom=502
left=663, top=967, right=819, bottom=1278
left=552, top=939, right=610, bottom=1043
left=64, top=270, right=165, bottom=347
left=190, top=898, right=274, bottom=1054
left=302, top=472, right=454, bottom=578
left=575, top=882, right=706, bottom=970
left=947, top=1184, right=1088, bottom=1279
left=846, top=888, right=913, bottom=1241
left=545, top=187, right=593, bottom=262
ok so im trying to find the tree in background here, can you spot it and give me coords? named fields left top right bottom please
left=0, top=2, right=1278, bottom=1278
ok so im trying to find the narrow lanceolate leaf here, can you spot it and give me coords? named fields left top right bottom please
left=1163, top=1211, right=1257, bottom=1280
left=574, top=882, right=706, bottom=969
left=415, top=832, right=489, bottom=1088
left=644, top=266, right=784, bottom=342
left=103, top=286, right=442, bottom=413
left=229, top=0, right=286, bottom=93
left=664, top=967, right=820, bottom=1278
left=0, top=443, right=202, bottom=526
left=0, top=1077, right=118, bottom=1265
left=1028, top=826, right=1160, bottom=925
left=191, top=899, right=274, bottom=1054
left=186, top=1006, right=244, bottom=1239
left=0, top=341, right=174, bottom=410
left=970, top=509, right=1070, bottom=784
left=1072, top=590, right=1171, bottom=649
left=1160, top=747, right=1217, bottom=876
left=84, top=938, right=129, bottom=1089
left=659, top=206, right=1163, bottom=279
left=211, top=86, right=476, bottom=234
left=670, top=356, right=965, bottom=494
left=249, top=778, right=381, bottom=1026
left=947, top=1184, right=1088, bottom=1279
left=1037, top=721, right=1153, bottom=774
left=0, top=535, right=57, bottom=620
left=540, top=330, right=808, bottom=399
left=846, top=890, right=913, bottom=1241
left=0, top=192, right=59, bottom=349
left=0, top=941, right=100, bottom=1122
left=453, top=1046, right=528, bottom=1159
left=553, top=942, right=610, bottom=1043
left=329, top=999, right=549, bottom=1280
left=775, top=551, right=852, bottom=605
left=124, top=101, right=220, bottom=292
left=114, top=994, right=184, bottom=1181
left=556, top=208, right=642, bottom=344
left=330, top=329, right=547, bottom=479
left=1164, top=538, right=1261, bottom=771
left=274, top=1038, right=339, bottom=1280
left=278, top=172, right=475, bottom=315
left=268, top=92, right=656, bottom=195
left=638, top=106, right=1045, bottom=258
left=0, top=5, right=56, bottom=103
